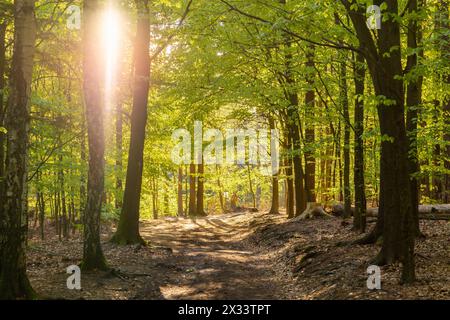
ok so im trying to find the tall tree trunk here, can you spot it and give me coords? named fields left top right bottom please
left=111, top=0, right=150, bottom=245
left=324, top=127, right=333, bottom=202
left=284, top=133, right=295, bottom=218
left=247, top=164, right=256, bottom=209
left=339, top=52, right=351, bottom=218
left=188, top=163, right=196, bottom=216
left=342, top=0, right=415, bottom=283
left=38, top=190, right=45, bottom=240
left=196, top=162, right=206, bottom=216
left=283, top=64, right=306, bottom=216
left=151, top=176, right=158, bottom=219
left=184, top=165, right=188, bottom=215
left=0, top=21, right=6, bottom=201
left=278, top=1, right=307, bottom=215
left=59, top=155, right=68, bottom=239
left=177, top=166, right=183, bottom=216
left=81, top=0, right=108, bottom=270
left=405, top=0, right=423, bottom=237
left=431, top=103, right=442, bottom=200
left=79, top=106, right=86, bottom=220
left=269, top=117, right=279, bottom=214
left=115, top=102, right=123, bottom=209
left=0, top=0, right=36, bottom=299
left=352, top=51, right=367, bottom=233
left=304, top=46, right=316, bottom=203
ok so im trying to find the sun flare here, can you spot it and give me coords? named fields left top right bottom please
left=102, top=4, right=121, bottom=111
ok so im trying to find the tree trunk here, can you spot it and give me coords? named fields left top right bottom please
left=352, top=51, right=367, bottom=233
left=0, top=0, right=36, bottom=299
left=39, top=191, right=45, bottom=240
left=59, top=155, right=68, bottom=239
left=184, top=165, right=188, bottom=215
left=196, top=162, right=206, bottom=216
left=188, top=163, right=196, bottom=216
left=339, top=51, right=351, bottom=218
left=405, top=0, right=423, bottom=237
left=216, top=166, right=226, bottom=214
left=79, top=106, right=86, bottom=220
left=269, top=116, right=279, bottom=214
left=342, top=0, right=415, bottom=283
left=247, top=164, right=256, bottom=209
left=304, top=46, right=316, bottom=204
left=177, top=166, right=183, bottom=216
left=111, top=0, right=150, bottom=245
left=81, top=0, right=108, bottom=270
left=115, top=102, right=123, bottom=209
left=284, top=133, right=295, bottom=219
left=151, top=176, right=158, bottom=219
left=276, top=6, right=307, bottom=216
left=0, top=21, right=6, bottom=201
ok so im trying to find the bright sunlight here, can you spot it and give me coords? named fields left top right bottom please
left=102, top=3, right=121, bottom=112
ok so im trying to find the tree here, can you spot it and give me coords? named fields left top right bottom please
left=268, top=116, right=279, bottom=214
left=338, top=45, right=351, bottom=218
left=81, top=0, right=108, bottom=270
left=341, top=0, right=416, bottom=283
left=352, top=51, right=367, bottom=232
left=188, top=162, right=196, bottom=216
left=0, top=0, right=37, bottom=299
left=304, top=45, right=316, bottom=205
left=177, top=166, right=184, bottom=216
left=405, top=0, right=423, bottom=237
left=111, top=0, right=150, bottom=245
left=196, top=162, right=206, bottom=216
left=0, top=20, right=6, bottom=190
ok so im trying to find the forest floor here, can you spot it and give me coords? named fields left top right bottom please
left=27, top=210, right=450, bottom=300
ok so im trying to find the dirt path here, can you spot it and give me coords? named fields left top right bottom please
left=27, top=210, right=449, bottom=299
left=138, top=212, right=287, bottom=299
left=28, top=211, right=289, bottom=300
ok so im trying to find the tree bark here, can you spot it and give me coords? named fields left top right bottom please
left=269, top=117, right=279, bottom=214
left=115, top=102, right=123, bottom=210
left=304, top=46, right=316, bottom=203
left=282, top=43, right=306, bottom=216
left=111, top=0, right=150, bottom=245
left=284, top=132, right=295, bottom=218
left=0, top=0, right=36, bottom=299
left=79, top=106, right=86, bottom=220
left=352, top=51, right=367, bottom=233
left=188, top=163, right=196, bottom=216
left=341, top=0, right=415, bottom=283
left=339, top=51, right=351, bottom=218
left=0, top=21, right=6, bottom=200
left=81, top=0, right=108, bottom=270
left=405, top=0, right=423, bottom=237
left=196, top=162, right=206, bottom=216
left=177, top=166, right=183, bottom=216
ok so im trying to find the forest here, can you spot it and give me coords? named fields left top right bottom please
left=0, top=0, right=448, bottom=301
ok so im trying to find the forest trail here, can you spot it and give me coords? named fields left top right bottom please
left=27, top=211, right=449, bottom=300
left=139, top=212, right=288, bottom=299
left=27, top=211, right=291, bottom=300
